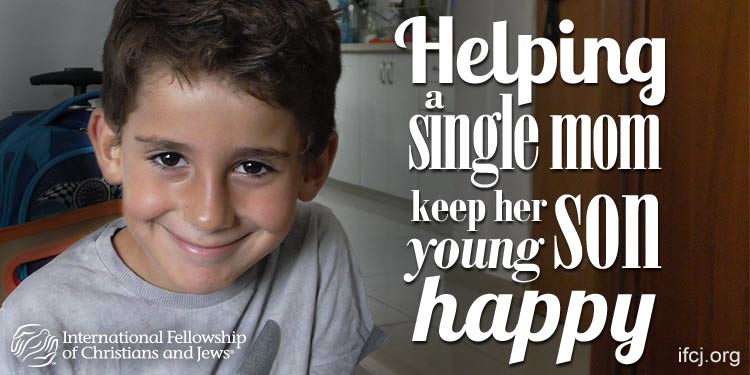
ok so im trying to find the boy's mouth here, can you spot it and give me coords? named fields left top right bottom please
left=163, top=227, right=250, bottom=259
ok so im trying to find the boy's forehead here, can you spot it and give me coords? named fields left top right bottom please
left=122, top=66, right=306, bottom=152
left=132, top=67, right=300, bottom=127
left=138, top=67, right=243, bottom=102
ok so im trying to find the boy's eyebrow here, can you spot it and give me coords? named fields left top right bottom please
left=134, top=136, right=292, bottom=159
left=135, top=136, right=191, bottom=154
left=231, top=147, right=292, bottom=160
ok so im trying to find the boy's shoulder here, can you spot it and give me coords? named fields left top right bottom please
left=0, top=222, right=119, bottom=372
left=0, top=220, right=120, bottom=316
left=286, top=201, right=345, bottom=244
left=276, top=201, right=354, bottom=277
left=294, top=200, right=335, bottom=221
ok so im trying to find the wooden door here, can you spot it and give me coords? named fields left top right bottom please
left=631, top=1, right=749, bottom=374
left=532, top=0, right=749, bottom=374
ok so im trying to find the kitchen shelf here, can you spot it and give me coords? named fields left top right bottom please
left=341, top=43, right=410, bottom=53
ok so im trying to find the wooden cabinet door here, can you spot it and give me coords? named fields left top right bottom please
left=331, top=54, right=362, bottom=185
left=384, top=53, right=420, bottom=199
left=358, top=53, right=393, bottom=193
left=356, top=52, right=419, bottom=199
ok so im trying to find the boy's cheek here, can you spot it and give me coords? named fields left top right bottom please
left=235, top=181, right=299, bottom=232
left=119, top=160, right=302, bottom=233
left=120, top=167, right=175, bottom=220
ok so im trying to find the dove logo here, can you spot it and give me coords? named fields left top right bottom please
left=10, top=324, right=58, bottom=368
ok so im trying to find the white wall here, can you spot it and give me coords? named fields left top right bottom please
left=0, top=0, right=117, bottom=116
left=449, top=0, right=537, bottom=242
left=434, top=0, right=535, bottom=280
left=331, top=0, right=538, bottom=280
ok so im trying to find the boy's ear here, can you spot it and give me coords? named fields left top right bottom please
left=88, top=108, right=123, bottom=185
left=298, top=132, right=338, bottom=202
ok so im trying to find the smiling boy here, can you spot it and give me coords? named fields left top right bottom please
left=104, top=70, right=307, bottom=295
left=0, top=0, right=383, bottom=374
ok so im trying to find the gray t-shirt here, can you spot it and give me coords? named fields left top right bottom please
left=0, top=202, right=384, bottom=374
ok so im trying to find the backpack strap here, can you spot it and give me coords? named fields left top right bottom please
left=30, top=91, right=100, bottom=128
left=0, top=92, right=100, bottom=226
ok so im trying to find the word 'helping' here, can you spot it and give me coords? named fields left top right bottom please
left=396, top=17, right=665, bottom=106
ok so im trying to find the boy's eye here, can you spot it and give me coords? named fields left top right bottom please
left=234, top=161, right=272, bottom=176
left=152, top=152, right=187, bottom=168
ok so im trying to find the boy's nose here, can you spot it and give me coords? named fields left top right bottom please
left=182, top=175, right=236, bottom=232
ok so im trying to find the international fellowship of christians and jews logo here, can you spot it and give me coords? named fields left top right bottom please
left=11, top=324, right=58, bottom=368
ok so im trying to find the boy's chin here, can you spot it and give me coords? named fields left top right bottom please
left=166, top=269, right=240, bottom=295
left=185, top=285, right=228, bottom=295
left=174, top=281, right=231, bottom=295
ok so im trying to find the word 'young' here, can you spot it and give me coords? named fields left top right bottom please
left=407, top=192, right=659, bottom=283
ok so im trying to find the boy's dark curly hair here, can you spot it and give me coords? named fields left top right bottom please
left=102, top=0, right=341, bottom=157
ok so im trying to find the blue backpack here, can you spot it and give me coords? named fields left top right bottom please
left=0, top=69, right=121, bottom=228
